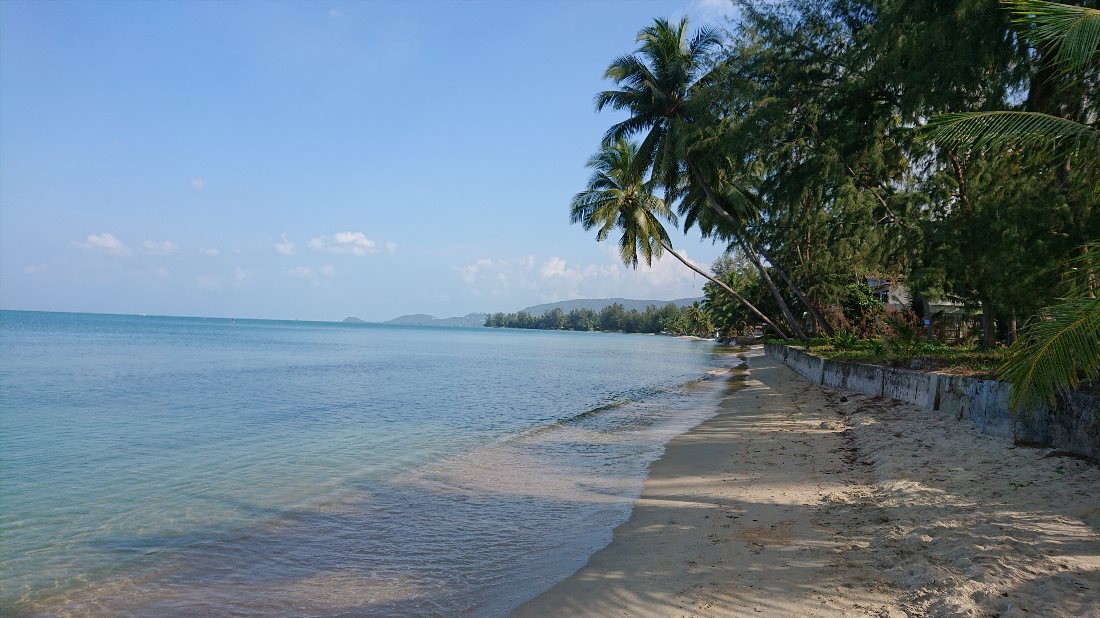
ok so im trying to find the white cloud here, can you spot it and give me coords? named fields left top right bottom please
left=686, top=0, right=740, bottom=25
left=539, top=256, right=571, bottom=278
left=23, top=263, right=50, bottom=275
left=190, top=177, right=207, bottom=190
left=233, top=266, right=252, bottom=287
left=274, top=233, right=297, bottom=255
left=142, top=240, right=178, bottom=256
left=384, top=241, right=398, bottom=255
left=635, top=250, right=700, bottom=288
left=76, top=233, right=129, bottom=256
left=199, top=247, right=220, bottom=257
left=288, top=265, right=336, bottom=284
left=460, top=258, right=503, bottom=285
left=308, top=231, right=379, bottom=255
left=194, top=267, right=251, bottom=291
left=130, top=266, right=170, bottom=281
left=458, top=248, right=705, bottom=304
left=195, top=274, right=221, bottom=291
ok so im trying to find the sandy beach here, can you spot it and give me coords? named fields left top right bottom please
left=515, top=349, right=1100, bottom=617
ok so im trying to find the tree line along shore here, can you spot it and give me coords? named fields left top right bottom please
left=484, top=302, right=715, bottom=336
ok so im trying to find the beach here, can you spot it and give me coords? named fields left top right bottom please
left=515, top=349, right=1100, bottom=617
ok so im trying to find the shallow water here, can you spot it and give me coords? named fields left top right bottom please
left=0, top=311, right=738, bottom=615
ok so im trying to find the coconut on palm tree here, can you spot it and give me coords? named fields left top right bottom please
left=570, top=139, right=790, bottom=338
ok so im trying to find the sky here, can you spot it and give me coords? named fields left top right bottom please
left=0, top=0, right=739, bottom=322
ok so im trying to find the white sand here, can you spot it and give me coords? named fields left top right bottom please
left=514, top=351, right=1100, bottom=617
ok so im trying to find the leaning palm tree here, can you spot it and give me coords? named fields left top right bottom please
left=596, top=17, right=831, bottom=338
left=570, top=139, right=790, bottom=338
left=923, top=0, right=1100, bottom=409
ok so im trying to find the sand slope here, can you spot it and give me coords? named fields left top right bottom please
left=514, top=353, right=1100, bottom=617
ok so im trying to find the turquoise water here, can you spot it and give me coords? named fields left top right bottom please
left=0, top=310, right=736, bottom=616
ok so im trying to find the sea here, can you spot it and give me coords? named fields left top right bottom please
left=0, top=310, right=740, bottom=616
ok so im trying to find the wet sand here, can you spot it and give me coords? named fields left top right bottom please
left=514, top=350, right=1100, bottom=617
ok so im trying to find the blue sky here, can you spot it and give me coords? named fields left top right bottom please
left=1, top=0, right=737, bottom=321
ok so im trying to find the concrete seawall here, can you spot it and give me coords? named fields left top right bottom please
left=765, top=344, right=1099, bottom=462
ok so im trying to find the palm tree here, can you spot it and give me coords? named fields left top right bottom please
left=596, top=17, right=833, bottom=338
left=570, top=139, right=790, bottom=338
left=923, top=0, right=1100, bottom=409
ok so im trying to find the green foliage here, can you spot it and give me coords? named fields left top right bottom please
left=579, top=1, right=1098, bottom=371
left=922, top=111, right=1099, bottom=158
left=485, top=303, right=715, bottom=337
left=1000, top=295, right=1100, bottom=408
left=829, top=330, right=860, bottom=351
left=999, top=242, right=1100, bottom=409
left=1007, top=1, right=1100, bottom=73
left=570, top=139, right=675, bottom=269
left=841, top=283, right=885, bottom=328
left=918, top=1, right=1100, bottom=406
left=596, top=17, right=723, bottom=195
left=700, top=252, right=767, bottom=337
left=881, top=314, right=922, bottom=363
left=806, top=336, right=1002, bottom=374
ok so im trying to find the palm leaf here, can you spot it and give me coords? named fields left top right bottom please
left=1006, top=0, right=1100, bottom=73
left=602, top=54, right=658, bottom=90
left=688, top=26, right=722, bottom=65
left=1000, top=295, right=1100, bottom=410
left=921, top=111, right=1099, bottom=157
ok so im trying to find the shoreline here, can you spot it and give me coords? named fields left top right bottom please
left=514, top=349, right=1100, bottom=616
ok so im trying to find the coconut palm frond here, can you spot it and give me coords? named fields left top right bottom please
left=570, top=139, right=676, bottom=269
left=999, top=295, right=1100, bottom=410
left=594, top=89, right=646, bottom=116
left=1005, top=0, right=1100, bottom=73
left=602, top=54, right=659, bottom=90
left=921, top=111, right=1098, bottom=157
left=601, top=114, right=653, bottom=145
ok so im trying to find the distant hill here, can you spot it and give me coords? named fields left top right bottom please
left=384, top=313, right=489, bottom=327
left=518, top=297, right=701, bottom=316
left=342, top=317, right=367, bottom=323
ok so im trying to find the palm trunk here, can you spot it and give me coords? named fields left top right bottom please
left=981, top=299, right=996, bottom=349
left=755, top=244, right=835, bottom=336
left=687, top=165, right=807, bottom=339
left=1084, top=244, right=1097, bottom=299
left=660, top=242, right=790, bottom=339
left=736, top=237, right=807, bottom=339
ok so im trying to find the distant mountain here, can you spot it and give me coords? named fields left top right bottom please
left=342, top=317, right=367, bottom=323
left=518, top=297, right=702, bottom=316
left=384, top=313, right=489, bottom=327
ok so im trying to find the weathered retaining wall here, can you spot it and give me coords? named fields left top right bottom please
left=764, top=344, right=1099, bottom=462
